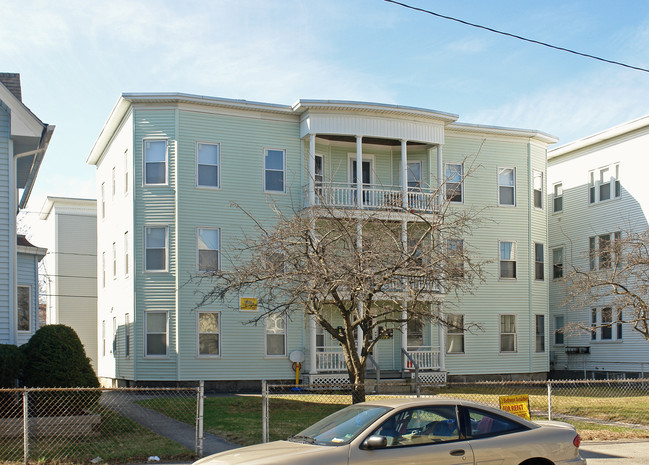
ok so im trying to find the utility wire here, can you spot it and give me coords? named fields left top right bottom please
left=385, top=0, right=649, bottom=74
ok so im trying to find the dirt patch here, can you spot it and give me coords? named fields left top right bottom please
left=579, top=429, right=649, bottom=441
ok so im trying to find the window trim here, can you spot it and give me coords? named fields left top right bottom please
left=196, top=141, right=221, bottom=189
left=16, top=285, right=31, bottom=333
left=445, top=162, right=464, bottom=203
left=552, top=246, right=564, bottom=280
left=446, top=313, right=465, bottom=354
left=197, top=311, right=221, bottom=358
left=124, top=313, right=131, bottom=357
left=100, top=182, right=105, bottom=219
left=143, top=138, right=169, bottom=186
left=534, top=242, right=544, bottom=281
left=406, top=160, right=422, bottom=190
left=590, top=307, right=622, bottom=343
left=347, top=153, right=376, bottom=186
left=589, top=231, right=621, bottom=271
left=588, top=163, right=620, bottom=205
left=535, top=314, right=545, bottom=353
left=196, top=227, right=221, bottom=273
left=554, top=315, right=565, bottom=345
left=499, top=314, right=517, bottom=353
left=553, top=182, right=563, bottom=213
left=497, top=167, right=516, bottom=207
left=124, top=231, right=129, bottom=277
left=145, top=311, right=169, bottom=358
left=144, top=225, right=169, bottom=273
left=124, top=149, right=129, bottom=195
left=498, top=240, right=517, bottom=280
left=112, top=242, right=117, bottom=279
left=533, top=170, right=543, bottom=210
left=265, top=314, right=287, bottom=358
left=264, top=147, right=287, bottom=193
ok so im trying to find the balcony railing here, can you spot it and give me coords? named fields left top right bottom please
left=311, top=182, right=437, bottom=213
left=314, top=346, right=441, bottom=373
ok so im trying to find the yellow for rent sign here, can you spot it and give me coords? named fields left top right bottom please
left=499, top=394, right=531, bottom=420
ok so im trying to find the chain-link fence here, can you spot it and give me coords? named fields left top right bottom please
left=0, top=386, right=202, bottom=464
left=263, top=379, right=649, bottom=442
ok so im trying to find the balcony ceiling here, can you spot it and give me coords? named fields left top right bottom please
left=317, top=134, right=427, bottom=147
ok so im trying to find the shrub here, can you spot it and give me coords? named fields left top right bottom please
left=0, top=344, right=25, bottom=388
left=22, top=325, right=99, bottom=416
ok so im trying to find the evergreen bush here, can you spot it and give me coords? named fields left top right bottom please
left=0, top=344, right=25, bottom=417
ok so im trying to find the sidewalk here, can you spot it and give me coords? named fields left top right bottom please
left=580, top=440, right=649, bottom=465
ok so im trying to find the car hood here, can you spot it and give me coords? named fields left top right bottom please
left=194, top=440, right=348, bottom=465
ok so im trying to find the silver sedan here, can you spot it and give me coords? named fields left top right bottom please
left=194, top=397, right=586, bottom=465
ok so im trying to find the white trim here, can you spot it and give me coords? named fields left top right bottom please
left=263, top=147, right=287, bottom=193
left=16, top=285, right=31, bottom=333
left=444, top=162, right=464, bottom=204
left=498, top=240, right=518, bottom=280
left=535, top=314, right=546, bottom=353
left=196, top=227, right=220, bottom=273
left=196, top=141, right=221, bottom=190
left=347, top=152, right=376, bottom=185
left=142, top=138, right=169, bottom=186
left=144, top=310, right=169, bottom=358
left=197, top=311, right=221, bottom=358
left=497, top=166, right=516, bottom=207
left=532, top=169, right=543, bottom=210
left=499, top=313, right=518, bottom=353
left=264, top=314, right=287, bottom=358
left=144, top=225, right=169, bottom=273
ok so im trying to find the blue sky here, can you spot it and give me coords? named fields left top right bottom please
left=4, top=0, right=649, bottom=234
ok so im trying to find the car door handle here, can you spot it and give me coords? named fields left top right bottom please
left=449, top=449, right=465, bottom=456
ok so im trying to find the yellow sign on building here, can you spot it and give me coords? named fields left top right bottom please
left=240, top=297, right=258, bottom=311
left=499, top=394, right=531, bottom=421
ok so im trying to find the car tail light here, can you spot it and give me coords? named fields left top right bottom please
left=573, top=434, right=581, bottom=448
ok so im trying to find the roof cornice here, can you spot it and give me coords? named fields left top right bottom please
left=448, top=122, right=558, bottom=144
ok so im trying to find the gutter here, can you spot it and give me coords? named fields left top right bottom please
left=18, top=123, right=55, bottom=211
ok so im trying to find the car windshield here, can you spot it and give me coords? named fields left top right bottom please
left=290, top=404, right=390, bottom=446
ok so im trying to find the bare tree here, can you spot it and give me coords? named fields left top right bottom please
left=196, top=167, right=487, bottom=402
left=566, top=229, right=649, bottom=341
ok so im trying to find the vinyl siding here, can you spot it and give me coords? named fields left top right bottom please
left=16, top=252, right=39, bottom=345
left=0, top=103, right=10, bottom=343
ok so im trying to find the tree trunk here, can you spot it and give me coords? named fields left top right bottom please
left=349, top=365, right=366, bottom=404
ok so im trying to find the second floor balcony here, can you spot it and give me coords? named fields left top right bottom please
left=310, top=182, right=438, bottom=214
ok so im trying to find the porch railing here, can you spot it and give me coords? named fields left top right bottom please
left=404, top=346, right=441, bottom=370
left=316, top=350, right=347, bottom=372
left=311, top=182, right=437, bottom=213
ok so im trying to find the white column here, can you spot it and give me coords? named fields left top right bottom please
left=356, top=136, right=363, bottom=209
left=308, top=133, right=316, bottom=206
left=401, top=139, right=408, bottom=209
left=309, top=315, right=317, bottom=374
left=438, top=303, right=446, bottom=371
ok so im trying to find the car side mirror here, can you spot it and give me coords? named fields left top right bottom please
left=363, top=435, right=388, bottom=449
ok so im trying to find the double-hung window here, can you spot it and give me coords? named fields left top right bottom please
left=197, top=142, right=220, bottom=188
left=554, top=315, right=565, bottom=345
left=145, top=311, right=168, bottom=356
left=553, top=183, right=563, bottom=212
left=500, top=315, right=517, bottom=352
left=407, top=161, right=422, bottom=189
left=499, top=241, right=516, bottom=279
left=590, top=307, right=623, bottom=342
left=534, top=243, right=544, bottom=281
left=447, top=239, right=464, bottom=278
left=198, top=312, right=220, bottom=356
left=589, top=164, right=620, bottom=204
left=589, top=232, right=621, bottom=271
left=124, top=231, right=129, bottom=276
left=17, top=286, right=30, bottom=332
left=197, top=228, right=220, bottom=272
left=533, top=170, right=543, bottom=209
left=535, top=314, right=545, bottom=352
left=144, top=139, right=167, bottom=185
left=124, top=313, right=130, bottom=356
left=265, top=314, right=286, bottom=356
left=112, top=242, right=117, bottom=278
left=145, top=226, right=167, bottom=271
left=446, top=314, right=465, bottom=353
left=101, top=183, right=105, bottom=219
left=445, top=163, right=463, bottom=202
left=552, top=247, right=564, bottom=279
left=264, top=148, right=285, bottom=192
left=498, top=167, right=515, bottom=206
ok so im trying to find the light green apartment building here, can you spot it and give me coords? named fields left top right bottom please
left=87, top=94, right=556, bottom=388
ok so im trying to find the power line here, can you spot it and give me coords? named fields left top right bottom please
left=384, top=0, right=649, bottom=74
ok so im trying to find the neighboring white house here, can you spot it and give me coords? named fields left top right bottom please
left=548, top=114, right=649, bottom=378
left=39, top=196, right=98, bottom=370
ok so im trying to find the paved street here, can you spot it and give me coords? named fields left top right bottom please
left=580, top=440, right=649, bottom=465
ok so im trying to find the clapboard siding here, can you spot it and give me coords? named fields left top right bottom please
left=0, top=103, right=11, bottom=344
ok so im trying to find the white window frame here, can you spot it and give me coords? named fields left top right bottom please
left=112, top=242, right=117, bottom=279
left=124, top=231, right=129, bottom=277
left=445, top=162, right=464, bottom=203
left=112, top=316, right=117, bottom=355
left=143, top=139, right=168, bottom=186
left=125, top=313, right=131, bottom=357
left=499, top=241, right=517, bottom=279
left=498, top=167, right=516, bottom=207
left=500, top=314, right=517, bottom=353
left=588, top=163, right=620, bottom=204
left=554, top=315, right=565, bottom=345
left=589, top=231, right=621, bottom=271
left=534, top=242, right=544, bottom=281
left=16, top=285, right=31, bottom=332
left=535, top=314, right=545, bottom=353
left=590, top=307, right=622, bottom=342
left=124, top=149, right=129, bottom=195
left=102, top=319, right=106, bottom=357
left=446, top=313, right=465, bottom=354
left=552, top=246, right=564, bottom=279
left=265, top=314, right=287, bottom=357
left=145, top=311, right=169, bottom=357
left=144, top=226, right=168, bottom=272
left=264, top=148, right=286, bottom=193
left=101, top=182, right=105, bottom=219
left=102, top=252, right=106, bottom=287
left=197, top=311, right=221, bottom=357
left=347, top=153, right=376, bottom=185
left=196, top=142, right=220, bottom=189
left=553, top=182, right=563, bottom=213
left=533, top=170, right=543, bottom=209
left=197, top=228, right=220, bottom=273
left=447, top=238, right=464, bottom=278
left=406, top=161, right=422, bottom=189
left=112, top=166, right=116, bottom=198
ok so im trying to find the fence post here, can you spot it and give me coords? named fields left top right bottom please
left=23, top=388, right=29, bottom=465
left=261, top=380, right=269, bottom=443
left=547, top=381, right=552, bottom=421
left=197, top=381, right=205, bottom=457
